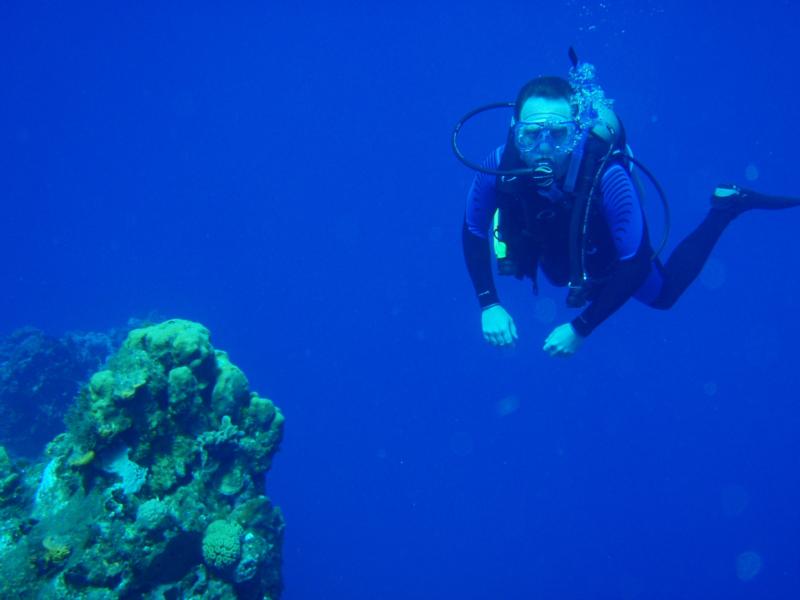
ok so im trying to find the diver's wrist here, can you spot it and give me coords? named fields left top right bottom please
left=477, top=290, right=500, bottom=309
left=570, top=316, right=592, bottom=338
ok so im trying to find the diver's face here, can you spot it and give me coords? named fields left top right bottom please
left=516, top=97, right=575, bottom=172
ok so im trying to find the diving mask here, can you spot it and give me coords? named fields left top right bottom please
left=513, top=115, right=578, bottom=155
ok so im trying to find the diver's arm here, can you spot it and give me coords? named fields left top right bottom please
left=571, top=164, right=651, bottom=337
left=462, top=220, right=499, bottom=307
left=571, top=238, right=651, bottom=337
left=462, top=146, right=519, bottom=346
left=463, top=228, right=517, bottom=346
left=463, top=148, right=503, bottom=308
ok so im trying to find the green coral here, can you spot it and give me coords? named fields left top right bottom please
left=149, top=436, right=195, bottom=494
left=239, top=408, right=285, bottom=473
left=212, top=351, right=250, bottom=418
left=126, top=319, right=215, bottom=376
left=0, top=446, right=20, bottom=504
left=136, top=498, right=171, bottom=531
left=84, top=346, right=165, bottom=445
left=167, top=365, right=201, bottom=417
left=149, top=455, right=178, bottom=493
left=218, top=462, right=247, bottom=496
left=3, top=319, right=284, bottom=597
left=74, top=320, right=214, bottom=450
left=244, top=395, right=276, bottom=428
left=86, top=370, right=133, bottom=439
left=199, top=415, right=243, bottom=448
left=202, top=519, right=243, bottom=570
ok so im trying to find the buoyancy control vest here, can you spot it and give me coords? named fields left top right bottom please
left=492, top=122, right=628, bottom=307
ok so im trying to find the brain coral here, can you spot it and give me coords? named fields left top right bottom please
left=202, top=519, right=243, bottom=570
left=136, top=498, right=169, bottom=531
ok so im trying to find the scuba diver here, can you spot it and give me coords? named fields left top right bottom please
left=455, top=53, right=800, bottom=357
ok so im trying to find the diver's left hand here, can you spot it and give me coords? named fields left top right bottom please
left=543, top=323, right=584, bottom=357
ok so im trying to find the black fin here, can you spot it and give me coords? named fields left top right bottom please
left=568, top=47, right=579, bottom=67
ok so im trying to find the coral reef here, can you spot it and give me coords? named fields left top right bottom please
left=203, top=519, right=244, bottom=570
left=0, top=327, right=117, bottom=457
left=0, top=319, right=284, bottom=598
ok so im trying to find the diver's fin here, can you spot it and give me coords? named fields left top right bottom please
left=568, top=47, right=579, bottom=68
left=712, top=184, right=800, bottom=213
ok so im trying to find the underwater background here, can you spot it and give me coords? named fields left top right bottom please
left=2, top=0, right=799, bottom=598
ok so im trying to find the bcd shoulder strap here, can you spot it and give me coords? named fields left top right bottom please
left=565, top=123, right=628, bottom=306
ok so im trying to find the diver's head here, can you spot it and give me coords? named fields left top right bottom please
left=512, top=77, right=579, bottom=185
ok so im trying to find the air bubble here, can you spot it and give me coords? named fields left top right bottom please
left=496, top=395, right=520, bottom=417
left=736, top=551, right=762, bottom=582
left=744, top=163, right=759, bottom=182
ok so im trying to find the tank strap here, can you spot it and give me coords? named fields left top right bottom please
left=566, top=133, right=616, bottom=307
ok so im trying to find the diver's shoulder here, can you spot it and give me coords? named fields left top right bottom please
left=590, top=106, right=621, bottom=144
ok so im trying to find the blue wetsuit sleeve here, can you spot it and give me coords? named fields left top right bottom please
left=571, top=165, right=652, bottom=337
left=601, top=164, right=644, bottom=259
left=464, top=147, right=502, bottom=237
left=463, top=147, right=503, bottom=308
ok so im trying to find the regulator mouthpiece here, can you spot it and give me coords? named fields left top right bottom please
left=531, top=160, right=555, bottom=188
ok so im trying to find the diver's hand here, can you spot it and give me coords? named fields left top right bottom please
left=543, top=322, right=584, bottom=357
left=481, top=304, right=518, bottom=347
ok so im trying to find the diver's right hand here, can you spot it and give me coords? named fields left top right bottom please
left=481, top=304, right=518, bottom=347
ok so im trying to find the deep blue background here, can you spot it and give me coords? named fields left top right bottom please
left=3, top=1, right=800, bottom=598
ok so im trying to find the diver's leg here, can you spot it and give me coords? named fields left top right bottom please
left=648, top=185, right=800, bottom=309
left=633, top=259, right=667, bottom=306
left=648, top=208, right=734, bottom=309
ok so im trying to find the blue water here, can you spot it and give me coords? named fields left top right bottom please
left=3, top=1, right=800, bottom=598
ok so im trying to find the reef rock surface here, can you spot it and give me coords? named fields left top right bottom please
left=0, top=319, right=284, bottom=599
